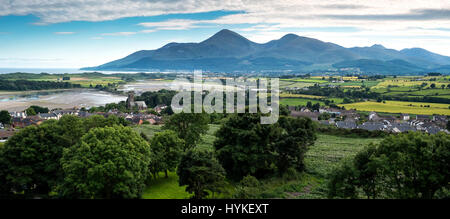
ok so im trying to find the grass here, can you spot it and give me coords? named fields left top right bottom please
left=142, top=171, right=190, bottom=199
left=340, top=100, right=450, bottom=115
left=280, top=93, right=324, bottom=99
left=280, top=98, right=325, bottom=106
left=132, top=124, right=219, bottom=151
left=281, top=78, right=328, bottom=84
left=305, top=134, right=382, bottom=178
left=138, top=132, right=382, bottom=199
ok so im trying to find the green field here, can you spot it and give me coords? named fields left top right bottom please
left=134, top=126, right=381, bottom=199
left=280, top=98, right=325, bottom=106
left=341, top=100, right=450, bottom=115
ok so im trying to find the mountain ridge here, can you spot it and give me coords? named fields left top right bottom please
left=82, top=29, right=450, bottom=74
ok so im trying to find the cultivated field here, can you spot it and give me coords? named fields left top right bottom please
left=340, top=100, right=450, bottom=115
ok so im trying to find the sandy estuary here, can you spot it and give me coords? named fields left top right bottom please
left=0, top=89, right=127, bottom=112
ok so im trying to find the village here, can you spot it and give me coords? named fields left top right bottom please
left=0, top=92, right=167, bottom=142
left=289, top=106, right=449, bottom=134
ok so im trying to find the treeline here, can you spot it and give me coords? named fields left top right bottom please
left=318, top=125, right=388, bottom=138
left=328, top=132, right=449, bottom=199
left=135, top=89, right=178, bottom=108
left=0, top=79, right=81, bottom=91
left=382, top=95, right=450, bottom=104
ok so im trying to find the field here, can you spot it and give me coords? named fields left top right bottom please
left=340, top=100, right=450, bottom=115
left=132, top=122, right=382, bottom=199
left=280, top=98, right=325, bottom=106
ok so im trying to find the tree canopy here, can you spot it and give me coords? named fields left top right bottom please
left=163, top=112, right=209, bottom=150
left=328, top=132, right=450, bottom=199
left=60, top=125, right=151, bottom=199
left=214, top=113, right=316, bottom=181
left=177, top=149, right=226, bottom=199
left=149, top=130, right=184, bottom=178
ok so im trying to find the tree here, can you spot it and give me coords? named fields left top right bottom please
left=328, top=132, right=450, bottom=199
left=214, top=113, right=282, bottom=180
left=149, top=130, right=184, bottom=178
left=25, top=107, right=36, bottom=116
left=275, top=117, right=317, bottom=174
left=430, top=83, right=436, bottom=89
left=60, top=125, right=151, bottom=199
left=177, top=149, right=226, bottom=199
left=0, top=110, right=11, bottom=125
left=163, top=112, right=209, bottom=150
left=447, top=121, right=450, bottom=131
left=0, top=122, right=65, bottom=197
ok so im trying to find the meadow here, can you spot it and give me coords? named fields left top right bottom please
left=340, top=100, right=450, bottom=115
left=133, top=123, right=381, bottom=199
left=280, top=98, right=325, bottom=106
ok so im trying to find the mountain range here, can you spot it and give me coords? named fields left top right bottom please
left=82, top=29, right=450, bottom=74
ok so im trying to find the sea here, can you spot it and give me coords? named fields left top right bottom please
left=0, top=68, right=154, bottom=74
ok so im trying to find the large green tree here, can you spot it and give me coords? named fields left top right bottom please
left=177, top=149, right=226, bottom=199
left=214, top=113, right=316, bottom=180
left=149, top=130, right=184, bottom=178
left=0, top=115, right=128, bottom=198
left=275, top=116, right=317, bottom=174
left=0, top=110, right=11, bottom=125
left=328, top=132, right=450, bottom=199
left=0, top=122, right=65, bottom=197
left=163, top=112, right=209, bottom=150
left=60, top=125, right=151, bottom=199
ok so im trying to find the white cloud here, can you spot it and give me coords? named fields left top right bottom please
left=2, top=0, right=450, bottom=55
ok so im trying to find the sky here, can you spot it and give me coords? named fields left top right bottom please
left=0, top=0, right=450, bottom=68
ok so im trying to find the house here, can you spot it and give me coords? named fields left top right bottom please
left=154, top=104, right=167, bottom=113
left=10, top=111, right=27, bottom=118
left=290, top=111, right=320, bottom=121
left=369, top=112, right=380, bottom=121
left=358, top=122, right=386, bottom=131
left=11, top=117, right=42, bottom=128
left=39, top=113, right=58, bottom=120
left=53, top=109, right=79, bottom=118
left=390, top=123, right=416, bottom=133
left=425, top=126, right=442, bottom=134
left=336, top=121, right=357, bottom=129
left=401, top=114, right=410, bottom=121
left=416, top=115, right=431, bottom=121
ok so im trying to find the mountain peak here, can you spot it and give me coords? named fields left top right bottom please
left=371, top=44, right=386, bottom=49
left=200, top=29, right=254, bottom=46
left=280, top=33, right=301, bottom=40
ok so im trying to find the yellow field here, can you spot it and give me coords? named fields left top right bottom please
left=373, top=79, right=449, bottom=89
left=340, top=100, right=450, bottom=115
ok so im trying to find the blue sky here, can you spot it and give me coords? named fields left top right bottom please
left=1, top=0, right=450, bottom=68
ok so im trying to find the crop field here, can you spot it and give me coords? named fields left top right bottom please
left=372, top=79, right=449, bottom=90
left=305, top=134, right=382, bottom=178
left=281, top=78, right=328, bottom=84
left=340, top=100, right=450, bottom=115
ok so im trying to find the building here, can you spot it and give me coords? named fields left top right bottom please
left=39, top=113, right=58, bottom=120
left=401, top=114, right=410, bottom=121
left=126, top=92, right=148, bottom=110
left=336, top=121, right=357, bottom=129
